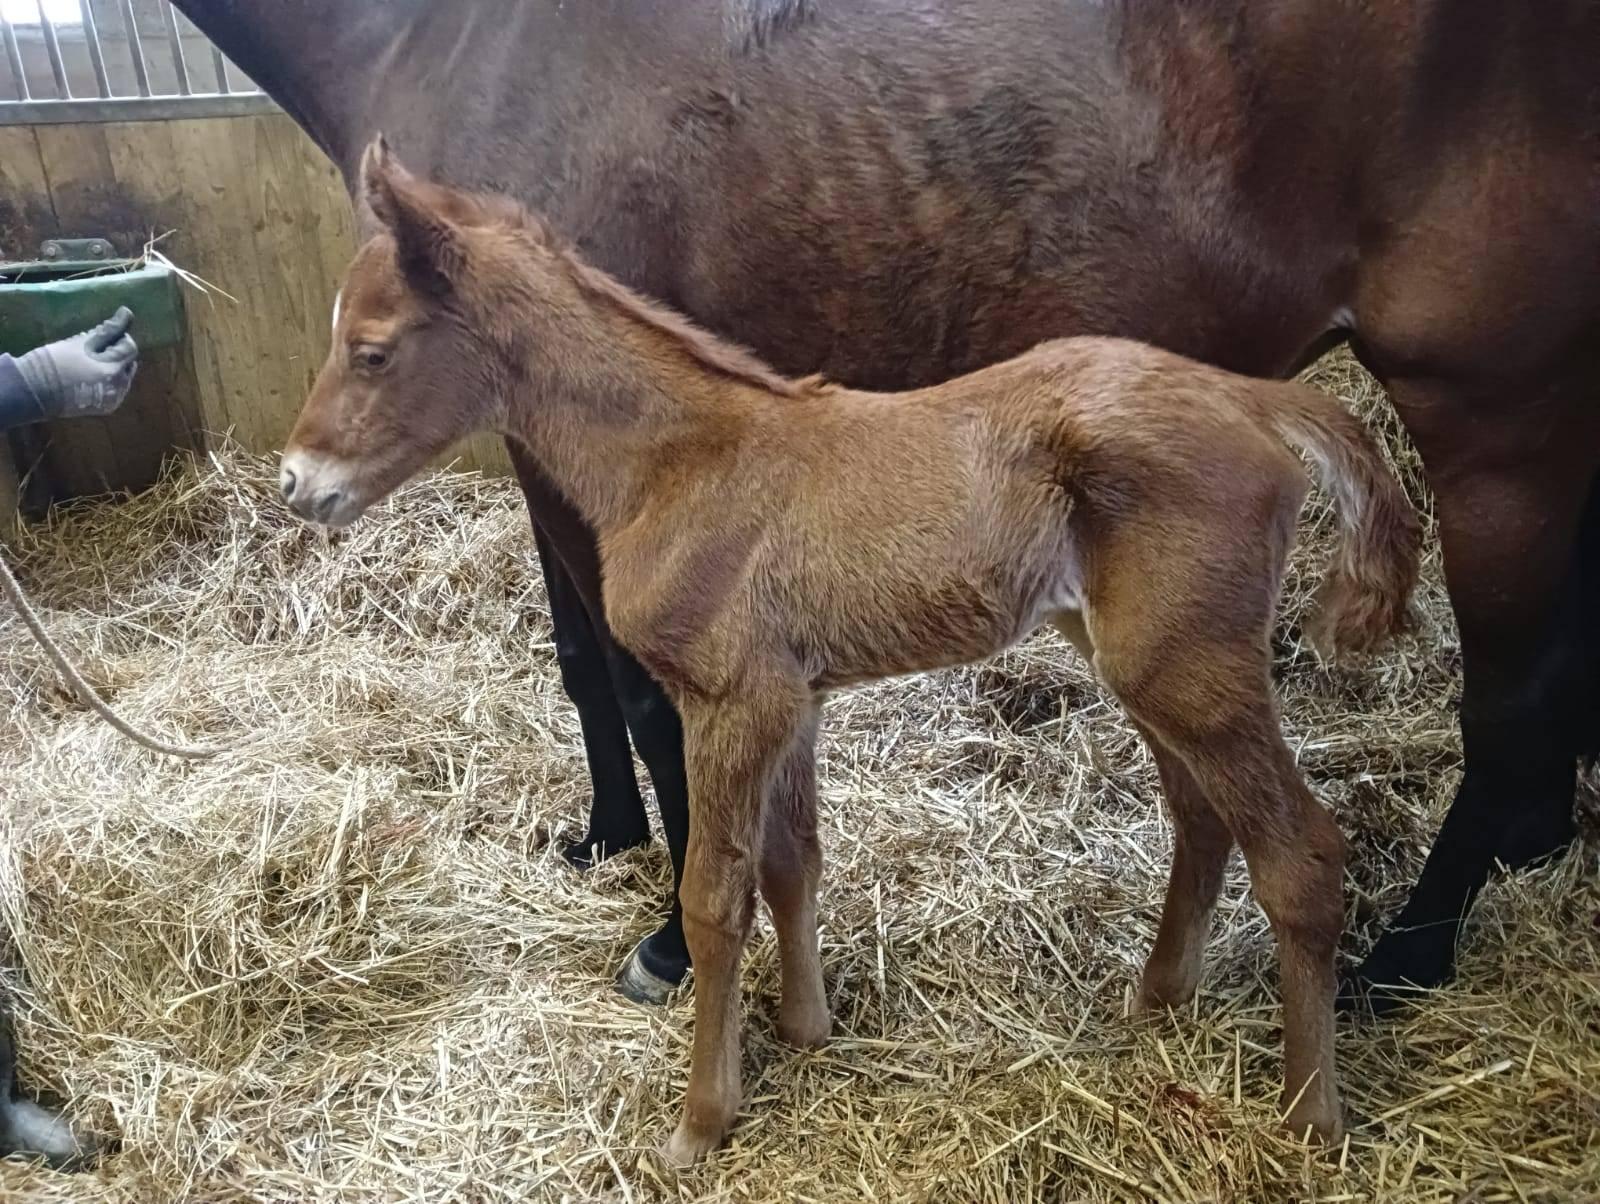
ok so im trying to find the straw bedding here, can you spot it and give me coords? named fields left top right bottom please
left=0, top=352, right=1595, bottom=1203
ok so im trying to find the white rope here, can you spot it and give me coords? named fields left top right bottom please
left=0, top=547, right=231, bottom=760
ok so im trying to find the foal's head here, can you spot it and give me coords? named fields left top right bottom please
left=281, top=137, right=553, bottom=527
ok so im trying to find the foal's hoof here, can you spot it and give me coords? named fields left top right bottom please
left=617, top=933, right=691, bottom=1006
left=776, top=1001, right=832, bottom=1049
left=1133, top=979, right=1199, bottom=1017
left=1283, top=1091, right=1343, bottom=1147
left=662, top=1116, right=726, bottom=1167
left=561, top=824, right=650, bottom=870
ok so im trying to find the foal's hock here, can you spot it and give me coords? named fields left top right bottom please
left=283, top=140, right=1421, bottom=1164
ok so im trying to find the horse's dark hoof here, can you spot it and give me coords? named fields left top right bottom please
left=562, top=824, right=651, bottom=870
left=1335, top=971, right=1428, bottom=1020
left=616, top=933, right=691, bottom=1006
left=1493, top=813, right=1576, bottom=872
left=1339, top=928, right=1456, bottom=1018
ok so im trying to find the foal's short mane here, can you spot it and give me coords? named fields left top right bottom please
left=498, top=202, right=818, bottom=400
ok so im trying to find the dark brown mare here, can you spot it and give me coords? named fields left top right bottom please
left=283, top=141, right=1422, bottom=1155
left=176, top=0, right=1600, bottom=1008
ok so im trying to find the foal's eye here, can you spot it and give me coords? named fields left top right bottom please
left=353, top=345, right=391, bottom=372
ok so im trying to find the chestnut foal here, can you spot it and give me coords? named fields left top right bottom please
left=282, top=141, right=1420, bottom=1162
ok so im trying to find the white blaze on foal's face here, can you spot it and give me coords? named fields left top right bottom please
left=281, top=143, right=510, bottom=529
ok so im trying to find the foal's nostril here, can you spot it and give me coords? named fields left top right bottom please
left=311, top=488, right=344, bottom=522
left=280, top=467, right=298, bottom=502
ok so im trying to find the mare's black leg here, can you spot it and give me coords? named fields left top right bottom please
left=1342, top=372, right=1596, bottom=1015
left=1581, top=476, right=1600, bottom=768
left=1344, top=630, right=1579, bottom=1010
left=505, top=441, right=691, bottom=1000
left=534, top=525, right=653, bottom=867
left=602, top=641, right=693, bottom=1004
left=1491, top=475, right=1600, bottom=867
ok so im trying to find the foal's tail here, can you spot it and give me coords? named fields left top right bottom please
left=1261, top=384, right=1422, bottom=659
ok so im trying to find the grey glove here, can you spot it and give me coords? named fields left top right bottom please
left=15, top=307, right=139, bottom=419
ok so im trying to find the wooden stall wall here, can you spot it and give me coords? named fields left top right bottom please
left=1, top=110, right=509, bottom=518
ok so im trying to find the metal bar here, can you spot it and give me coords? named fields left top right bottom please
left=160, top=1, right=188, bottom=95
left=79, top=0, right=113, bottom=99
left=118, top=0, right=148, bottom=97
left=36, top=0, right=71, bottom=100
left=1, top=14, right=29, bottom=102
left=211, top=43, right=229, bottom=94
left=0, top=92, right=279, bottom=125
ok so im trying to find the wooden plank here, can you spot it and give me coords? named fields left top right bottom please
left=157, top=115, right=267, bottom=448
left=0, top=125, right=56, bottom=258
left=100, top=120, right=206, bottom=457
left=31, top=122, right=129, bottom=497
left=244, top=113, right=343, bottom=451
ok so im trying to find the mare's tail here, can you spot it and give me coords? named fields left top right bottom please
left=1258, top=384, right=1422, bottom=659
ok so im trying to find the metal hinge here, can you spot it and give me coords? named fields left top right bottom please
left=39, top=238, right=116, bottom=262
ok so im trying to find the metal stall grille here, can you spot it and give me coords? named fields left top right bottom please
left=0, top=0, right=275, bottom=123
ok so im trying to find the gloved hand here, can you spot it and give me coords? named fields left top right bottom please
left=14, top=307, right=139, bottom=420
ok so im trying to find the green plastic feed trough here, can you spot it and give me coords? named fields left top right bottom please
left=0, top=241, right=184, bottom=359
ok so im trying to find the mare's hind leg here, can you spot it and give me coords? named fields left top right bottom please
left=1350, top=367, right=1600, bottom=1007
left=757, top=705, right=829, bottom=1049
left=1577, top=474, right=1600, bottom=788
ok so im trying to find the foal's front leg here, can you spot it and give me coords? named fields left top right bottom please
left=759, top=705, right=829, bottom=1049
left=664, top=686, right=803, bottom=1167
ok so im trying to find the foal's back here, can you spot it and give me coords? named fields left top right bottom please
left=720, top=338, right=1308, bottom=685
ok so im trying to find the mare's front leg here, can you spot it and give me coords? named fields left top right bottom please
left=1348, top=372, right=1599, bottom=1009
left=664, top=679, right=804, bottom=1167
left=509, top=443, right=692, bottom=998
left=603, top=643, right=693, bottom=1003
left=532, top=525, right=651, bottom=866
left=508, top=445, right=652, bottom=866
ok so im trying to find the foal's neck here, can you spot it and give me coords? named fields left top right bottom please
left=503, top=280, right=776, bottom=534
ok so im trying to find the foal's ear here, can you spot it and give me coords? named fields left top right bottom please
left=360, top=134, right=465, bottom=295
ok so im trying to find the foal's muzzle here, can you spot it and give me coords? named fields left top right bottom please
left=279, top=451, right=359, bottom=527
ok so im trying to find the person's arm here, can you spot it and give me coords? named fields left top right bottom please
left=0, top=354, right=46, bottom=430
left=0, top=308, right=139, bottom=432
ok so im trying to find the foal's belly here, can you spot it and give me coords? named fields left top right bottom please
left=801, top=549, right=1085, bottom=692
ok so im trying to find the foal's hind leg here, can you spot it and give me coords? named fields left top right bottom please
left=758, top=705, right=829, bottom=1048
left=1126, top=685, right=1345, bottom=1141
left=1054, top=616, right=1235, bottom=1009
left=1133, top=733, right=1235, bottom=1010
left=1078, top=558, right=1342, bottom=1138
